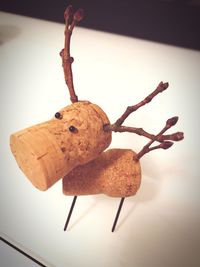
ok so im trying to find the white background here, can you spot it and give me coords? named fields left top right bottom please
left=0, top=11, right=200, bottom=267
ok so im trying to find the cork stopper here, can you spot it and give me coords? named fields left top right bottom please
left=10, top=101, right=112, bottom=190
left=63, top=148, right=141, bottom=197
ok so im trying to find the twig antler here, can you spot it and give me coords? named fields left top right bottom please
left=104, top=82, right=184, bottom=159
left=114, top=81, right=169, bottom=126
left=136, top=116, right=181, bottom=160
left=60, top=5, right=84, bottom=103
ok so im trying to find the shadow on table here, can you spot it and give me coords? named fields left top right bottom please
left=0, top=25, right=21, bottom=45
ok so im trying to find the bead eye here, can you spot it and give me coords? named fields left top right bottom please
left=69, top=125, right=78, bottom=133
left=55, top=112, right=62, bottom=119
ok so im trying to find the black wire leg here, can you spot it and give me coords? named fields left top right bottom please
left=64, top=196, right=77, bottom=231
left=111, top=197, right=125, bottom=232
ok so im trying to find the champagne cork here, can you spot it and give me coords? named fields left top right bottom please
left=63, top=148, right=141, bottom=197
left=10, top=101, right=112, bottom=191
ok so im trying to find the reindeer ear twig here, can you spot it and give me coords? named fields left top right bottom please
left=60, top=5, right=84, bottom=103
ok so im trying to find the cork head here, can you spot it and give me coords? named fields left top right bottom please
left=53, top=101, right=112, bottom=166
left=10, top=101, right=112, bottom=190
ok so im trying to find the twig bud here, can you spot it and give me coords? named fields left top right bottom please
left=60, top=49, right=64, bottom=57
left=161, top=141, right=174, bottom=149
left=173, top=132, right=184, bottom=141
left=166, top=116, right=179, bottom=127
left=64, top=5, right=73, bottom=20
left=74, top=9, right=84, bottom=22
left=158, top=81, right=169, bottom=91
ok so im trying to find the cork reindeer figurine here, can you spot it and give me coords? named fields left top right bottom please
left=10, top=6, right=184, bottom=232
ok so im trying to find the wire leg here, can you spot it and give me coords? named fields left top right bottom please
left=111, top=197, right=125, bottom=232
left=64, top=196, right=77, bottom=231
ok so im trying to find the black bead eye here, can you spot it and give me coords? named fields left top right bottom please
left=69, top=125, right=78, bottom=133
left=55, top=112, right=62, bottom=119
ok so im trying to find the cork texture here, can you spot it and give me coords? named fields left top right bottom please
left=10, top=101, right=112, bottom=191
left=63, top=148, right=141, bottom=197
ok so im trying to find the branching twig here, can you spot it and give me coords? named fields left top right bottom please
left=60, top=5, right=84, bottom=103
left=104, top=82, right=184, bottom=159
left=104, top=124, right=184, bottom=143
left=114, top=81, right=169, bottom=126
left=136, top=116, right=182, bottom=160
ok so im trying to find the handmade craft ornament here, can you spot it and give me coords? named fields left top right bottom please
left=10, top=5, right=184, bottom=232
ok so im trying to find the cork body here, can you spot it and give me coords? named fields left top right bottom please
left=63, top=149, right=141, bottom=197
left=10, top=101, right=112, bottom=191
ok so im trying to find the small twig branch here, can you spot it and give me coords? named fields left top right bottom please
left=136, top=116, right=181, bottom=160
left=104, top=124, right=184, bottom=143
left=114, top=81, right=169, bottom=126
left=104, top=82, right=184, bottom=159
left=60, top=5, right=84, bottom=103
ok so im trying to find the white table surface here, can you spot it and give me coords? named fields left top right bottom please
left=0, top=11, right=200, bottom=267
